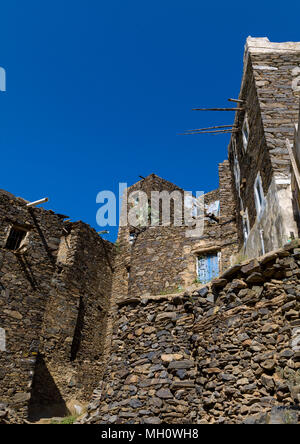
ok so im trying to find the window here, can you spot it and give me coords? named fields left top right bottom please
left=192, top=197, right=202, bottom=218
left=232, top=137, right=241, bottom=193
left=5, top=226, right=27, bottom=251
left=197, top=252, right=219, bottom=284
left=242, top=115, right=249, bottom=151
left=131, top=192, right=139, bottom=205
left=129, top=232, right=136, bottom=245
left=205, top=200, right=220, bottom=219
left=242, top=208, right=250, bottom=242
left=254, top=173, right=265, bottom=217
left=234, top=156, right=241, bottom=193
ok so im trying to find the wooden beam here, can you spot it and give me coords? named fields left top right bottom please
left=184, top=124, right=235, bottom=132
left=192, top=108, right=244, bottom=111
left=286, top=138, right=300, bottom=191
left=180, top=129, right=239, bottom=135
left=228, top=98, right=245, bottom=103
left=26, top=198, right=49, bottom=207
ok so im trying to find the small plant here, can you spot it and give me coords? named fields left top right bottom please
left=188, top=294, right=197, bottom=304
left=283, top=410, right=296, bottom=425
left=159, top=287, right=183, bottom=295
left=50, top=415, right=77, bottom=424
left=233, top=250, right=247, bottom=265
left=60, top=415, right=77, bottom=424
left=114, top=241, right=121, bottom=254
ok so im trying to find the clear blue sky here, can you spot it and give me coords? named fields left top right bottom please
left=1, top=0, right=300, bottom=242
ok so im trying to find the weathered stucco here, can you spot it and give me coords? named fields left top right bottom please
left=242, top=177, right=297, bottom=259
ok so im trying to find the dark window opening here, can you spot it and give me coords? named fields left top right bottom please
left=5, top=226, right=27, bottom=250
left=256, top=182, right=263, bottom=206
left=129, top=231, right=136, bottom=245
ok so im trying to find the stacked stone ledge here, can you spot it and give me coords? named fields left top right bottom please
left=80, top=241, right=300, bottom=424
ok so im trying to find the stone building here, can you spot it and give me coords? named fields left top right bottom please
left=0, top=189, right=115, bottom=420
left=1, top=36, right=300, bottom=425
left=82, top=241, right=300, bottom=425
left=291, top=120, right=300, bottom=231
left=228, top=37, right=300, bottom=259
left=112, top=163, right=239, bottom=303
left=0, top=165, right=239, bottom=421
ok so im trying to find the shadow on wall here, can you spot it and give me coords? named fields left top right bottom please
left=28, top=355, right=69, bottom=421
left=70, top=296, right=85, bottom=361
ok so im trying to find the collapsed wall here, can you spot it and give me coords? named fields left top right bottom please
left=0, top=191, right=66, bottom=419
left=81, top=241, right=300, bottom=424
left=0, top=191, right=115, bottom=421
left=29, top=222, right=115, bottom=420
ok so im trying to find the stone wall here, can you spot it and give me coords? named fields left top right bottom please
left=218, top=160, right=240, bottom=270
left=113, top=168, right=238, bottom=300
left=0, top=191, right=115, bottom=421
left=228, top=37, right=300, bottom=259
left=81, top=241, right=300, bottom=424
left=30, top=222, right=115, bottom=420
left=0, top=190, right=66, bottom=418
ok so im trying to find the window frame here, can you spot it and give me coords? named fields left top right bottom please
left=129, top=231, right=136, bottom=245
left=242, top=115, right=250, bottom=152
left=5, top=225, right=28, bottom=251
left=254, top=172, right=265, bottom=218
left=242, top=208, right=250, bottom=243
left=196, top=250, right=220, bottom=284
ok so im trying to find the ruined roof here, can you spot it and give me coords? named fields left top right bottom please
left=128, top=173, right=185, bottom=193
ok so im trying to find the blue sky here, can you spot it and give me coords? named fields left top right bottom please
left=1, top=0, right=300, bottom=242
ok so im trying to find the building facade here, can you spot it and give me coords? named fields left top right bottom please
left=2, top=36, right=300, bottom=423
left=0, top=190, right=115, bottom=420
left=228, top=37, right=300, bottom=259
left=112, top=163, right=239, bottom=304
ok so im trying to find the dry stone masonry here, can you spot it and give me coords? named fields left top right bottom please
left=80, top=241, right=300, bottom=424
left=1, top=37, right=300, bottom=424
left=229, top=37, right=300, bottom=259
left=0, top=190, right=115, bottom=421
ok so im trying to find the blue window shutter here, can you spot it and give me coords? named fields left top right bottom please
left=197, top=252, right=219, bottom=283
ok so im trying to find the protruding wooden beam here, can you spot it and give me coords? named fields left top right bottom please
left=228, top=98, right=245, bottom=103
left=26, top=198, right=49, bottom=207
left=179, top=129, right=239, bottom=135
left=192, top=107, right=244, bottom=111
left=184, top=124, right=235, bottom=132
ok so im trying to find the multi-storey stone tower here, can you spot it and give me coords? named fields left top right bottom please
left=111, top=167, right=239, bottom=304
left=228, top=37, right=300, bottom=258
